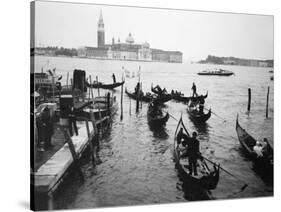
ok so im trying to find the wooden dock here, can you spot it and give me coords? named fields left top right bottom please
left=33, top=121, right=94, bottom=194
left=31, top=107, right=112, bottom=210
left=31, top=91, right=118, bottom=210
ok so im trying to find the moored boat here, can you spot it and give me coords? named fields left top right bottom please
left=87, top=81, right=125, bottom=89
left=147, top=102, right=169, bottom=126
left=125, top=89, right=171, bottom=104
left=187, top=103, right=211, bottom=123
left=174, top=117, right=220, bottom=190
left=235, top=114, right=273, bottom=168
left=198, top=68, right=234, bottom=76
left=125, top=89, right=153, bottom=102
left=172, top=92, right=208, bottom=104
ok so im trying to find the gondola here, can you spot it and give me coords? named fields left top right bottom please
left=235, top=114, right=273, bottom=167
left=147, top=102, right=169, bottom=126
left=187, top=105, right=211, bottom=123
left=174, top=117, right=220, bottom=190
left=172, top=92, right=208, bottom=104
left=125, top=89, right=171, bottom=104
left=151, top=85, right=172, bottom=102
left=125, top=88, right=153, bottom=102
left=87, top=81, right=125, bottom=89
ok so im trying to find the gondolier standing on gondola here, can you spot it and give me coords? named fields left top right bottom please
left=112, top=73, right=116, bottom=83
left=188, top=132, right=201, bottom=175
left=191, top=82, right=198, bottom=97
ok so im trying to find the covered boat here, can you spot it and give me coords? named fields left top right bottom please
left=147, top=102, right=169, bottom=126
left=87, top=81, right=125, bottom=89
left=198, top=68, right=234, bottom=76
left=235, top=114, right=273, bottom=168
left=174, top=117, right=220, bottom=190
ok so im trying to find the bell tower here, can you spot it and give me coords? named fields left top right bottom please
left=97, top=10, right=105, bottom=48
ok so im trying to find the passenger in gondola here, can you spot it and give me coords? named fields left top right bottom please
left=177, top=128, right=189, bottom=145
left=177, top=128, right=190, bottom=156
left=191, top=82, right=198, bottom=97
left=112, top=73, right=116, bottom=83
left=188, top=132, right=201, bottom=175
left=171, top=90, right=174, bottom=95
left=262, top=138, right=272, bottom=157
left=162, top=88, right=167, bottom=94
left=198, top=98, right=205, bottom=114
left=253, top=141, right=263, bottom=157
left=154, top=85, right=163, bottom=94
left=135, top=82, right=140, bottom=94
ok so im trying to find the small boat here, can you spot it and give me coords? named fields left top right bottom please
left=174, top=117, right=220, bottom=190
left=151, top=85, right=172, bottom=102
left=198, top=68, right=234, bottom=76
left=235, top=114, right=273, bottom=167
left=270, top=76, right=274, bottom=81
left=125, top=89, right=171, bottom=104
left=187, top=103, right=211, bottom=123
left=87, top=81, right=125, bottom=89
left=172, top=92, right=208, bottom=104
left=151, top=84, right=169, bottom=95
left=147, top=102, right=169, bottom=126
left=125, top=89, right=153, bottom=102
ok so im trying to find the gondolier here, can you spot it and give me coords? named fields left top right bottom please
left=112, top=73, right=116, bottom=83
left=188, top=132, right=201, bottom=175
left=191, top=82, right=198, bottom=97
left=174, top=117, right=220, bottom=190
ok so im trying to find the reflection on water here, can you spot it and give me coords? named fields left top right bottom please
left=34, top=56, right=273, bottom=209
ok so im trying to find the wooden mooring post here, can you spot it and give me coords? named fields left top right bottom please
left=66, top=72, right=69, bottom=88
left=140, top=82, right=143, bottom=110
left=136, top=82, right=140, bottom=113
left=120, top=79, right=124, bottom=120
left=247, top=88, right=251, bottom=112
left=129, top=97, right=131, bottom=116
left=96, top=76, right=100, bottom=97
left=63, top=128, right=84, bottom=181
left=85, top=119, right=95, bottom=165
left=266, top=86, right=270, bottom=118
left=89, top=75, right=94, bottom=99
left=90, top=111, right=99, bottom=151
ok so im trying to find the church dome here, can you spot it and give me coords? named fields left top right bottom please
left=142, top=41, right=150, bottom=48
left=126, top=33, right=134, bottom=44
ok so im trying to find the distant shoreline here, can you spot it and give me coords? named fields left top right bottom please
left=32, top=54, right=182, bottom=64
left=198, top=55, right=274, bottom=68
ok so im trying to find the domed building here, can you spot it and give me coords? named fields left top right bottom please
left=125, top=33, right=135, bottom=44
left=77, top=10, right=182, bottom=63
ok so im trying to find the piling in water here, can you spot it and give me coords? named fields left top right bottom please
left=120, top=81, right=124, bottom=120
left=96, top=76, right=100, bottom=97
left=266, top=86, right=270, bottom=118
left=247, top=88, right=251, bottom=112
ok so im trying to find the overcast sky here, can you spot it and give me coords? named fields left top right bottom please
left=34, top=0, right=273, bottom=61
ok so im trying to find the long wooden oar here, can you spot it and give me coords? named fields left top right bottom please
left=169, top=113, right=179, bottom=122
left=201, top=155, right=248, bottom=191
left=204, top=108, right=227, bottom=122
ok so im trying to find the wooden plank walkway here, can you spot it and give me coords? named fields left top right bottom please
left=33, top=121, right=94, bottom=194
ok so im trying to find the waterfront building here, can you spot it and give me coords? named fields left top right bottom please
left=77, top=10, right=182, bottom=63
